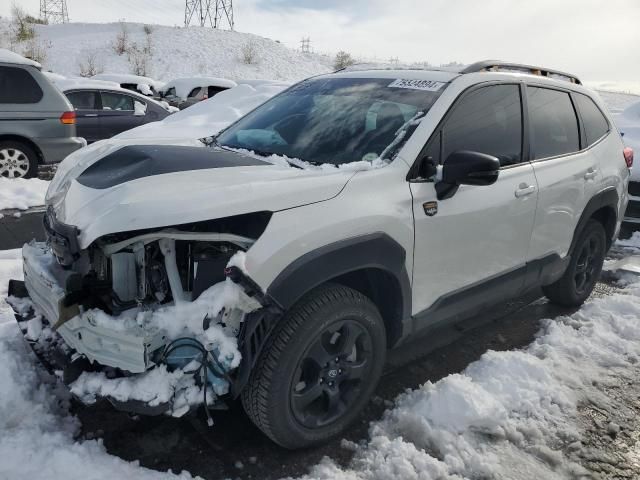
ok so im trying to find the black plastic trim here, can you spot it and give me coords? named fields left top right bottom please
left=76, top=145, right=269, bottom=189
left=267, top=232, right=412, bottom=340
left=411, top=253, right=567, bottom=334
left=570, top=188, right=619, bottom=252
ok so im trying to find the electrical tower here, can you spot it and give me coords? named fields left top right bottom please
left=40, top=0, right=69, bottom=24
left=300, top=37, right=311, bottom=53
left=185, top=0, right=234, bottom=29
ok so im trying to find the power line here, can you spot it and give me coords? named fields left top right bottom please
left=184, top=0, right=234, bottom=29
left=40, top=0, right=69, bottom=23
left=300, top=37, right=311, bottom=53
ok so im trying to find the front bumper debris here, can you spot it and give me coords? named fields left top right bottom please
left=7, top=279, right=174, bottom=416
left=22, top=242, right=166, bottom=373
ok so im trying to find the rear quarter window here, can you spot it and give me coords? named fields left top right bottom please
left=0, top=66, right=43, bottom=104
left=574, top=93, right=610, bottom=146
left=527, top=87, right=580, bottom=160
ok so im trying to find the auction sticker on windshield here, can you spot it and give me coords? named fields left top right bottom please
left=388, top=79, right=446, bottom=91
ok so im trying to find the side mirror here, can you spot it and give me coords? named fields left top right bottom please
left=436, top=150, right=500, bottom=200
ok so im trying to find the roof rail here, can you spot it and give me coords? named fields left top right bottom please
left=462, top=60, right=581, bottom=85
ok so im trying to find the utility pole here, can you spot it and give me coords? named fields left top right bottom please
left=40, top=0, right=69, bottom=24
left=185, top=0, right=234, bottom=29
left=300, top=37, right=311, bottom=54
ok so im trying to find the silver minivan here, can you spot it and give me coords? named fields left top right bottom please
left=0, top=51, right=85, bottom=178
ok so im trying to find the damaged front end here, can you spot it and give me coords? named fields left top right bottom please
left=8, top=208, right=282, bottom=418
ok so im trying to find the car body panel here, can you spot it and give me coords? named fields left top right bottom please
left=0, top=62, right=84, bottom=164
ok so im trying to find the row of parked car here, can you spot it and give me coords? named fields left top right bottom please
left=0, top=49, right=236, bottom=178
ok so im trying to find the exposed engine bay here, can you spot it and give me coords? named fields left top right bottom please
left=10, top=208, right=279, bottom=419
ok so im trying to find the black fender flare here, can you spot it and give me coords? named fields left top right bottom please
left=266, top=232, right=412, bottom=339
left=570, top=188, right=619, bottom=254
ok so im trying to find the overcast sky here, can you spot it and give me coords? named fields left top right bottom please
left=2, top=0, right=638, bottom=81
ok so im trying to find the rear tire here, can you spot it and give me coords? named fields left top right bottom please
left=241, top=283, right=386, bottom=449
left=0, top=141, right=38, bottom=179
left=543, top=219, right=606, bottom=307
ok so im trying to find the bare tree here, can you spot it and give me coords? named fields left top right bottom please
left=78, top=50, right=104, bottom=77
left=241, top=40, right=258, bottom=65
left=22, top=37, right=51, bottom=64
left=10, top=4, right=35, bottom=42
left=334, top=51, right=355, bottom=70
left=113, top=21, right=129, bottom=55
left=127, top=36, right=153, bottom=76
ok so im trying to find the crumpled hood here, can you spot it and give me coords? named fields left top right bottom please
left=47, top=139, right=355, bottom=249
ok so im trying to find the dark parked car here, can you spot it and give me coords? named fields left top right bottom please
left=64, top=87, right=171, bottom=143
left=0, top=49, right=84, bottom=178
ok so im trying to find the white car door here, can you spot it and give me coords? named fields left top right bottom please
left=409, top=83, right=538, bottom=325
left=525, top=86, right=599, bottom=262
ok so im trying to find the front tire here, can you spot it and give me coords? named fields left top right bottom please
left=543, top=219, right=606, bottom=307
left=241, top=283, right=386, bottom=449
left=0, top=141, right=38, bottom=179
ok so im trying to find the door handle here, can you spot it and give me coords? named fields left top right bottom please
left=84, top=114, right=98, bottom=117
left=515, top=184, right=536, bottom=198
left=584, top=168, right=598, bottom=180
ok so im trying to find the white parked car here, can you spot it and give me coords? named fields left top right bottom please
left=9, top=61, right=630, bottom=449
left=160, top=76, right=237, bottom=109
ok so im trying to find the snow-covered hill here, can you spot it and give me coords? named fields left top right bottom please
left=0, top=20, right=333, bottom=83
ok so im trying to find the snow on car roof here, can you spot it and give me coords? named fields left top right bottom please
left=162, top=76, right=238, bottom=99
left=91, top=73, right=164, bottom=90
left=0, top=48, right=41, bottom=68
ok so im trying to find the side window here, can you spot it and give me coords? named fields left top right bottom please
left=527, top=87, right=580, bottom=159
left=442, top=84, right=523, bottom=167
left=101, top=92, right=135, bottom=111
left=0, top=66, right=43, bottom=104
left=207, top=86, right=227, bottom=97
left=165, top=87, right=176, bottom=97
left=188, top=87, right=202, bottom=98
left=574, top=93, right=609, bottom=146
left=66, top=91, right=98, bottom=110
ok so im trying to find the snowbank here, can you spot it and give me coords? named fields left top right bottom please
left=117, top=82, right=288, bottom=140
left=0, top=250, right=196, bottom=480
left=0, top=178, right=49, bottom=211
left=5, top=21, right=332, bottom=84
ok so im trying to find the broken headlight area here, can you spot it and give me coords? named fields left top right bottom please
left=12, top=214, right=271, bottom=417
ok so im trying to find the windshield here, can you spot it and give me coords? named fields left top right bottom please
left=216, top=77, right=447, bottom=166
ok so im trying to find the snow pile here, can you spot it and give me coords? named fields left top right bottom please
left=0, top=250, right=196, bottom=480
left=70, top=364, right=203, bottom=416
left=294, top=258, right=640, bottom=478
left=0, top=178, right=49, bottom=211
left=92, top=73, right=165, bottom=92
left=5, top=21, right=331, bottom=83
left=118, top=82, right=288, bottom=140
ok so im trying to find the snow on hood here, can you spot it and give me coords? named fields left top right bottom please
left=50, top=140, right=356, bottom=248
left=116, top=82, right=289, bottom=141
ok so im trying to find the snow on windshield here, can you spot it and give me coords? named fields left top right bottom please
left=162, top=77, right=238, bottom=100
left=216, top=77, right=444, bottom=167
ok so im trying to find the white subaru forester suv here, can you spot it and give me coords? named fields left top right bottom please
left=8, top=61, right=631, bottom=449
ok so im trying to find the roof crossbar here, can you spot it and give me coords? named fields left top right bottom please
left=462, top=60, right=581, bottom=85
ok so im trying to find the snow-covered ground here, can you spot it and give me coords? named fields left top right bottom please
left=0, top=178, right=49, bottom=212
left=3, top=239, right=640, bottom=479
left=0, top=20, right=332, bottom=83
left=0, top=249, right=197, bottom=480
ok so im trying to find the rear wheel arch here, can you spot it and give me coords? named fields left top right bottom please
left=571, top=189, right=618, bottom=254
left=266, top=233, right=412, bottom=348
